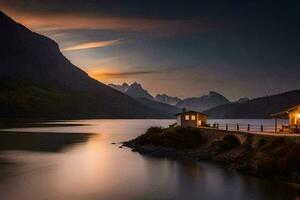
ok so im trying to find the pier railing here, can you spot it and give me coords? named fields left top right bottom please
left=210, top=123, right=278, bottom=133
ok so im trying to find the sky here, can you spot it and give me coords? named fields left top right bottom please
left=0, top=0, right=300, bottom=100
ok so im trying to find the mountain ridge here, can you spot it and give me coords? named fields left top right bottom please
left=204, top=90, right=300, bottom=119
left=108, top=82, right=181, bottom=117
left=125, top=82, right=154, bottom=100
left=109, top=82, right=154, bottom=100
left=155, top=94, right=181, bottom=105
left=0, top=10, right=102, bottom=92
left=176, top=91, right=230, bottom=112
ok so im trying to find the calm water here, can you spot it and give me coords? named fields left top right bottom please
left=0, top=119, right=299, bottom=200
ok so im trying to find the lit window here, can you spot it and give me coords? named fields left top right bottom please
left=191, top=115, right=196, bottom=120
left=198, top=120, right=202, bottom=126
left=185, top=115, right=190, bottom=120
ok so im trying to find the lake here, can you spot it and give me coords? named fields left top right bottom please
left=0, top=119, right=299, bottom=200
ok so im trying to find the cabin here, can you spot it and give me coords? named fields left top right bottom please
left=175, top=109, right=207, bottom=128
left=271, top=104, right=300, bottom=133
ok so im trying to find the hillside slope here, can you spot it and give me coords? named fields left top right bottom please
left=204, top=90, right=300, bottom=119
left=0, top=11, right=163, bottom=119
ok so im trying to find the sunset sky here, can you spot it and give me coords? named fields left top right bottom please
left=1, top=1, right=299, bottom=100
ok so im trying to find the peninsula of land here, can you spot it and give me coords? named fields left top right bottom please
left=123, top=126, right=300, bottom=183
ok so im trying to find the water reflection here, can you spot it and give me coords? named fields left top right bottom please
left=0, top=119, right=299, bottom=200
left=0, top=131, right=92, bottom=152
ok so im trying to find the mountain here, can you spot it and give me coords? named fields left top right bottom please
left=108, top=82, right=179, bottom=117
left=108, top=83, right=129, bottom=92
left=0, top=10, right=163, bottom=119
left=176, top=91, right=230, bottom=112
left=204, top=90, right=300, bottom=119
left=155, top=94, right=181, bottom=105
left=109, top=82, right=154, bottom=100
left=125, top=82, right=154, bottom=100
left=236, top=97, right=250, bottom=103
left=137, top=98, right=181, bottom=118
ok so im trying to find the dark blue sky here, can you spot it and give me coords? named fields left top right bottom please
left=1, top=0, right=299, bottom=100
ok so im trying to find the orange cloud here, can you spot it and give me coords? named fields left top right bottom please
left=62, top=39, right=122, bottom=51
left=92, top=70, right=157, bottom=78
left=86, top=67, right=152, bottom=82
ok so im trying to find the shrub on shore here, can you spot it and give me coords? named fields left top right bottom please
left=210, top=135, right=241, bottom=154
left=133, top=126, right=207, bottom=150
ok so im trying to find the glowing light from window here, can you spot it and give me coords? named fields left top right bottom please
left=198, top=120, right=202, bottom=126
left=185, top=115, right=190, bottom=120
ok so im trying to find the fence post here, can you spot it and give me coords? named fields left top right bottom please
left=261, top=125, right=263, bottom=132
left=237, top=124, right=239, bottom=131
left=247, top=124, right=250, bottom=132
left=226, top=124, right=228, bottom=131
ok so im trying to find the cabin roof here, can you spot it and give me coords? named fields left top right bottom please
left=271, top=104, right=300, bottom=118
left=175, top=110, right=208, bottom=116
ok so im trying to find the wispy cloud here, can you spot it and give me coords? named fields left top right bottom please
left=87, top=69, right=158, bottom=84
left=2, top=7, right=221, bottom=37
left=62, top=39, right=122, bottom=51
left=89, top=67, right=185, bottom=80
left=90, top=70, right=158, bottom=80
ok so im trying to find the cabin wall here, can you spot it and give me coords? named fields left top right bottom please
left=180, top=113, right=197, bottom=127
left=177, top=113, right=207, bottom=127
left=289, top=106, right=300, bottom=125
left=197, top=114, right=207, bottom=126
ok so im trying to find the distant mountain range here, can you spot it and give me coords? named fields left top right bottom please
left=109, top=83, right=231, bottom=116
left=155, top=94, right=181, bottom=105
left=109, top=82, right=154, bottom=99
left=109, top=82, right=229, bottom=112
left=176, top=91, right=230, bottom=112
left=0, top=10, right=165, bottom=119
left=204, top=90, right=300, bottom=119
left=109, top=82, right=300, bottom=119
left=109, top=82, right=181, bottom=117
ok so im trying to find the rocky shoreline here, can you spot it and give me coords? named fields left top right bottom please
left=123, top=126, right=300, bottom=183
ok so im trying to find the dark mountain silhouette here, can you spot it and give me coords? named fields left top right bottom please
left=235, top=97, right=250, bottom=103
left=155, top=94, right=181, bottom=105
left=0, top=11, right=100, bottom=91
left=176, top=91, right=230, bottom=112
left=137, top=98, right=181, bottom=118
left=0, top=11, right=164, bottom=119
left=204, top=90, right=300, bottom=119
